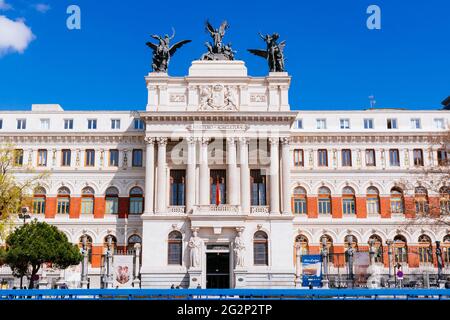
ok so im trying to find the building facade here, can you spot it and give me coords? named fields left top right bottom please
left=0, top=60, right=449, bottom=288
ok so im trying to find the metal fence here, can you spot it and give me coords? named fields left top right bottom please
left=1, top=289, right=450, bottom=300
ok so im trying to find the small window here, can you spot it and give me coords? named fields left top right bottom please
left=111, top=119, right=121, bottom=129
left=318, top=149, right=328, bottom=167
left=87, top=119, right=97, bottom=130
left=389, top=149, right=400, bottom=166
left=318, top=187, right=331, bottom=215
left=13, top=149, right=24, bottom=166
left=293, top=149, right=304, bottom=167
left=437, top=149, right=448, bottom=166
left=0, top=119, right=3, bottom=129
left=17, top=119, right=26, bottom=130
left=341, top=149, right=352, bottom=167
left=340, top=119, right=350, bottom=129
left=410, top=118, right=421, bottom=129
left=253, top=231, right=269, bottom=266
left=85, top=149, right=95, bottom=167
left=132, top=149, right=143, bottom=167
left=294, top=119, right=303, bottom=129
left=316, top=119, right=327, bottom=129
left=168, top=231, right=182, bottom=265
left=37, top=149, right=47, bottom=167
left=40, top=119, right=50, bottom=130
left=434, top=118, right=445, bottom=129
left=413, top=149, right=424, bottom=166
left=64, top=119, right=74, bottom=130
left=61, top=149, right=71, bottom=166
left=364, top=119, right=374, bottom=129
left=387, top=118, right=397, bottom=129
left=134, top=119, right=144, bottom=130
left=109, top=149, right=119, bottom=167
left=365, top=149, right=376, bottom=166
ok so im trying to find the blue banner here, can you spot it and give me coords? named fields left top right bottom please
left=301, top=255, right=322, bottom=287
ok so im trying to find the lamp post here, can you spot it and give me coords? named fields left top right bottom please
left=435, top=241, right=446, bottom=287
left=18, top=207, right=31, bottom=225
left=345, top=235, right=354, bottom=288
left=103, top=235, right=114, bottom=289
left=321, top=237, right=329, bottom=288
left=386, top=239, right=393, bottom=287
left=80, top=234, right=89, bottom=289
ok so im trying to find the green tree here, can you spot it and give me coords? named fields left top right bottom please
left=4, top=220, right=83, bottom=288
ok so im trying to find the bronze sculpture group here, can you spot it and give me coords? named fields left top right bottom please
left=146, top=20, right=286, bottom=73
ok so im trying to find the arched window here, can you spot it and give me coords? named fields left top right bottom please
left=393, top=235, right=408, bottom=264
left=295, top=235, right=309, bottom=256
left=79, top=235, right=93, bottom=263
left=81, top=187, right=95, bottom=215
left=292, top=187, right=307, bottom=214
left=318, top=187, right=331, bottom=215
left=253, top=231, right=268, bottom=266
left=57, top=187, right=71, bottom=214
left=390, top=187, right=404, bottom=214
left=418, top=235, right=433, bottom=264
left=168, top=231, right=182, bottom=265
left=342, top=187, right=356, bottom=215
left=415, top=187, right=429, bottom=215
left=344, top=235, right=358, bottom=263
left=127, top=234, right=142, bottom=252
left=105, top=186, right=119, bottom=214
left=368, top=235, right=383, bottom=263
left=32, top=187, right=46, bottom=214
left=440, top=186, right=450, bottom=216
left=103, top=235, right=117, bottom=254
left=366, top=187, right=380, bottom=215
left=320, top=235, right=334, bottom=264
left=129, top=187, right=143, bottom=214
left=443, top=235, right=450, bottom=265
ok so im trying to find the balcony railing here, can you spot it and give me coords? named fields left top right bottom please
left=251, top=206, right=269, bottom=214
left=167, top=206, right=186, bottom=214
left=194, top=204, right=240, bottom=214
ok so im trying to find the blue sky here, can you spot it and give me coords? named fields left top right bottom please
left=0, top=0, right=449, bottom=111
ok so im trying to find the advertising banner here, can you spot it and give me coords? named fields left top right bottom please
left=354, top=252, right=370, bottom=275
left=113, top=255, right=134, bottom=288
left=301, top=255, right=322, bottom=287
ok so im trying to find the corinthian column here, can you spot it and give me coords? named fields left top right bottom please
left=144, top=137, right=155, bottom=214
left=281, top=137, right=291, bottom=214
left=239, top=138, right=250, bottom=213
left=199, top=138, right=210, bottom=206
left=227, top=137, right=238, bottom=206
left=186, top=137, right=196, bottom=213
left=269, top=138, right=280, bottom=214
left=156, top=137, right=167, bottom=213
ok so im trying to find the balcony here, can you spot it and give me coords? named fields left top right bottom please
left=250, top=206, right=269, bottom=214
left=167, top=206, right=186, bottom=214
left=193, top=204, right=240, bottom=215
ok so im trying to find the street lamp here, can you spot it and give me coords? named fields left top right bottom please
left=321, top=237, right=329, bottom=288
left=386, top=239, right=393, bottom=286
left=436, top=241, right=443, bottom=283
left=18, top=207, right=31, bottom=224
left=345, top=235, right=354, bottom=288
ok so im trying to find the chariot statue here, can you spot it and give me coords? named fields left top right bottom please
left=201, top=20, right=235, bottom=61
left=248, top=32, right=286, bottom=72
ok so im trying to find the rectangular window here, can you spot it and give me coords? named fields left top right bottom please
left=40, top=119, right=50, bottom=130
left=105, top=197, right=118, bottom=214
left=340, top=119, right=350, bottom=129
left=434, top=118, right=445, bottom=129
left=17, top=119, right=26, bottom=130
left=81, top=198, right=94, bottom=214
left=437, top=149, right=448, bottom=166
left=293, top=149, right=304, bottom=167
left=318, top=149, right=328, bottom=167
left=342, top=198, right=355, bottom=215
left=111, top=119, right=121, bottom=129
left=0, top=119, right=3, bottom=129
left=170, top=170, right=186, bottom=206
left=134, top=119, right=144, bottom=130
left=37, top=149, right=47, bottom=166
left=87, top=119, right=97, bottom=130
left=365, top=149, right=376, bottom=166
left=64, top=119, right=74, bottom=129
left=85, top=149, right=95, bottom=166
left=316, top=119, right=327, bottom=129
left=250, top=169, right=267, bottom=206
left=389, top=149, right=400, bottom=166
left=318, top=198, right=331, bottom=214
left=341, top=149, right=352, bottom=167
left=364, top=119, right=374, bottom=129
left=109, top=149, right=119, bottom=167
left=413, top=149, right=424, bottom=166
left=387, top=118, right=397, bottom=129
left=132, top=149, right=143, bottom=167
left=14, top=149, right=23, bottom=166
left=61, top=149, right=71, bottom=166
left=294, top=119, right=303, bottom=129
left=411, top=118, right=421, bottom=129
left=57, top=198, right=70, bottom=214
left=32, top=198, right=45, bottom=214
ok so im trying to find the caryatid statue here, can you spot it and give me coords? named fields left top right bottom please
left=234, top=229, right=246, bottom=268
left=248, top=32, right=286, bottom=72
left=201, top=20, right=235, bottom=61
left=146, top=28, right=191, bottom=73
left=188, top=229, right=202, bottom=268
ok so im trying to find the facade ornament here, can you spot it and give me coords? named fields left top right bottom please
left=200, top=20, right=235, bottom=61
left=144, top=137, right=155, bottom=144
left=404, top=149, right=410, bottom=166
left=52, top=149, right=57, bottom=166
left=99, top=149, right=104, bottom=167
left=268, top=137, right=279, bottom=145
left=238, top=137, right=248, bottom=145
left=156, top=137, right=168, bottom=145
left=234, top=228, right=246, bottom=268
left=248, top=32, right=286, bottom=72
left=280, top=137, right=290, bottom=145
left=75, top=149, right=80, bottom=167
left=188, top=229, right=202, bottom=269
left=122, top=150, right=128, bottom=168
left=257, top=224, right=263, bottom=230
left=198, top=84, right=238, bottom=111
left=201, top=137, right=211, bottom=145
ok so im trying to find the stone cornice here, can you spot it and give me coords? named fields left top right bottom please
left=0, top=133, right=145, bottom=144
left=290, top=133, right=446, bottom=144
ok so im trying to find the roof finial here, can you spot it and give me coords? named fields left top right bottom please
left=369, top=95, right=376, bottom=109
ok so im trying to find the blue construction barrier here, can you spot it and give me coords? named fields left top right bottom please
left=1, top=288, right=450, bottom=300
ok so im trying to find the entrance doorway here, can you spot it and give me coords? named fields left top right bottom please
left=206, top=252, right=230, bottom=288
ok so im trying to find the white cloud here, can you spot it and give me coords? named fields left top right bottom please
left=0, top=0, right=12, bottom=11
left=0, top=15, right=35, bottom=56
left=34, top=3, right=50, bottom=13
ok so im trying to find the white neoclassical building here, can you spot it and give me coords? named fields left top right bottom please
left=0, top=59, right=449, bottom=289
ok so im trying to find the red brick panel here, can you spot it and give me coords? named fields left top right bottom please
left=404, top=196, right=415, bottom=219
left=408, top=246, right=419, bottom=267
left=331, top=197, right=342, bottom=219
left=94, top=197, right=105, bottom=219
left=307, top=196, right=318, bottom=218
left=45, top=197, right=56, bottom=219
left=69, top=197, right=81, bottom=219
left=333, top=245, right=345, bottom=267
left=380, top=196, right=391, bottom=218
left=356, top=197, right=367, bottom=218
left=91, top=246, right=104, bottom=268
left=118, top=197, right=129, bottom=219
left=309, top=245, right=320, bottom=254
left=429, top=196, right=441, bottom=218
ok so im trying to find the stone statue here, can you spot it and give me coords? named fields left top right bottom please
left=234, top=230, right=245, bottom=268
left=248, top=32, right=286, bottom=72
left=146, top=28, right=191, bottom=72
left=436, top=241, right=444, bottom=280
left=188, top=230, right=202, bottom=268
left=201, top=20, right=235, bottom=61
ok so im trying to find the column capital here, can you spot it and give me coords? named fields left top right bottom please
left=281, top=137, right=290, bottom=145
left=200, top=137, right=211, bottom=145
left=238, top=137, right=249, bottom=145
left=156, top=137, right=168, bottom=145
left=144, top=137, right=156, bottom=144
left=186, top=137, right=196, bottom=144
left=226, top=137, right=236, bottom=145
left=269, top=137, right=280, bottom=145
